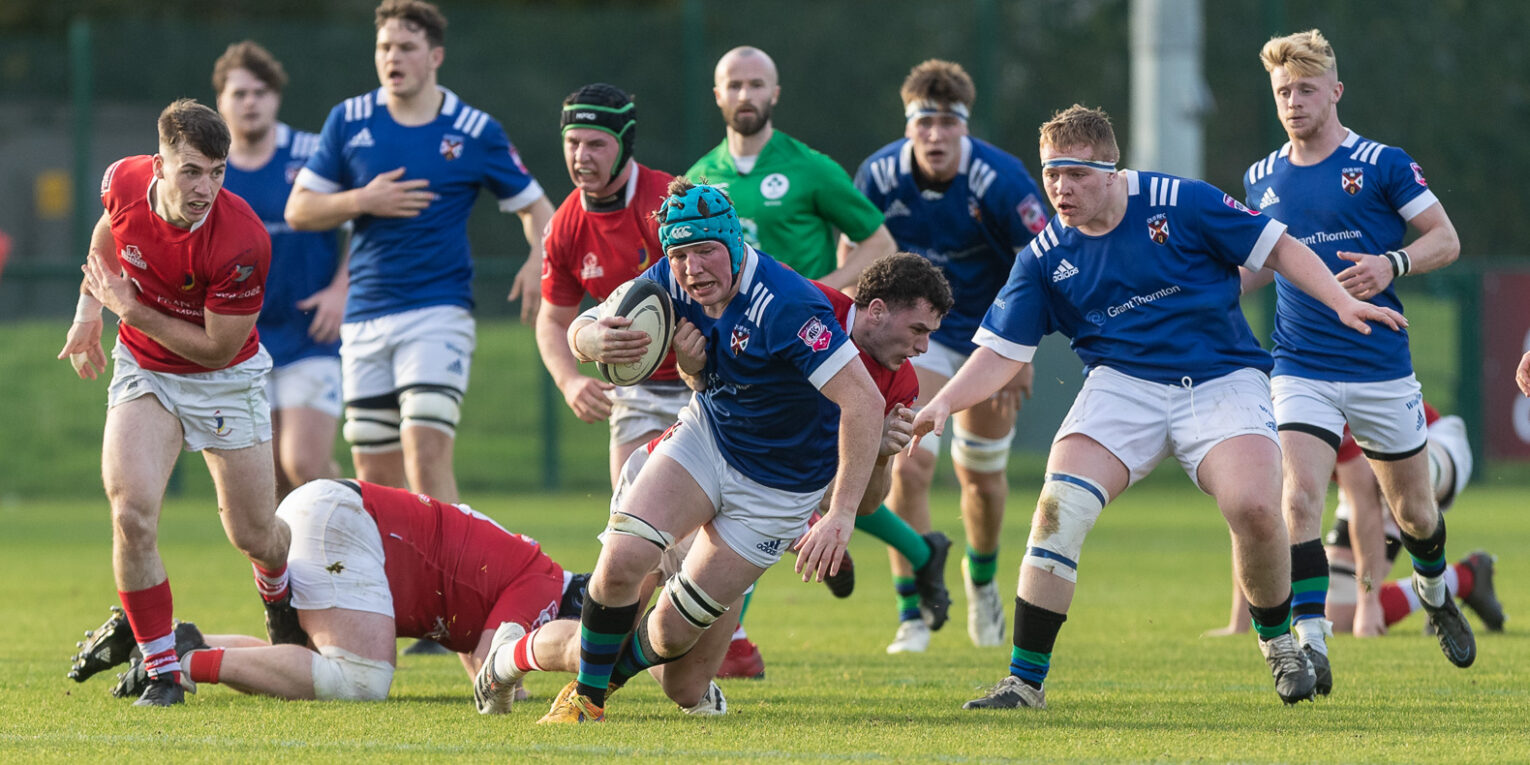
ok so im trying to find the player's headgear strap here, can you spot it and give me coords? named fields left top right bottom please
left=561, top=83, right=637, bottom=183
left=904, top=100, right=970, bottom=123
left=1042, top=156, right=1117, bottom=172
left=658, top=184, right=747, bottom=274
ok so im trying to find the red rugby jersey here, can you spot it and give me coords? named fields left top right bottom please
left=815, top=282, right=919, bottom=416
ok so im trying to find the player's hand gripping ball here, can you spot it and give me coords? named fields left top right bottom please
left=596, top=277, right=675, bottom=386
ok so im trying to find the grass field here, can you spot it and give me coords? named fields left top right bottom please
left=3, top=480, right=1525, bottom=763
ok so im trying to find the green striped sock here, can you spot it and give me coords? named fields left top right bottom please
left=966, top=546, right=998, bottom=586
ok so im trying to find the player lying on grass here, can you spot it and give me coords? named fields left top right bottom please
left=1207, top=402, right=1504, bottom=638
left=472, top=252, right=956, bottom=717
left=68, top=479, right=586, bottom=705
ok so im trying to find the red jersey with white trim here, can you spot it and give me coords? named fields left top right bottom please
left=1336, top=401, right=1440, bottom=464
left=358, top=482, right=564, bottom=653
left=815, top=282, right=919, bottom=415
left=99, top=155, right=269, bottom=373
left=541, top=162, right=678, bottom=382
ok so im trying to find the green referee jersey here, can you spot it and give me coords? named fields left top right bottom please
left=686, top=129, right=884, bottom=279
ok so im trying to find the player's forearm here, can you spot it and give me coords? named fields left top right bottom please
left=1265, top=235, right=1354, bottom=314
left=536, top=311, right=585, bottom=387
left=930, top=348, right=1027, bottom=416
left=518, top=196, right=555, bottom=259
left=286, top=187, right=363, bottom=231
left=826, top=379, right=884, bottom=518
left=117, top=308, right=252, bottom=368
left=1398, top=212, right=1460, bottom=276
left=855, top=460, right=892, bottom=517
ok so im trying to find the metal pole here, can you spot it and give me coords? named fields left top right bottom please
left=541, top=366, right=560, bottom=490
left=69, top=16, right=93, bottom=261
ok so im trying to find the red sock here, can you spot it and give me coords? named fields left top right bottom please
left=186, top=647, right=225, bottom=684
left=1453, top=561, right=1475, bottom=600
left=120, top=579, right=179, bottom=682
left=1379, top=580, right=1413, bottom=627
left=252, top=562, right=290, bottom=603
left=513, top=626, right=542, bottom=673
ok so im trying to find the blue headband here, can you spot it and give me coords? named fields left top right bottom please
left=1042, top=156, right=1117, bottom=172
left=658, top=184, right=746, bottom=273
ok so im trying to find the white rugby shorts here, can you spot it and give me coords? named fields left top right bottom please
left=278, top=480, right=394, bottom=617
left=1271, top=374, right=1427, bottom=456
left=107, top=341, right=273, bottom=452
left=609, top=381, right=693, bottom=447
left=340, top=305, right=474, bottom=403
left=268, top=355, right=343, bottom=418
left=908, top=336, right=968, bottom=380
left=1056, top=365, right=1279, bottom=490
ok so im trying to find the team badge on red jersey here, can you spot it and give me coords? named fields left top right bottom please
left=440, top=135, right=464, bottom=161
left=730, top=326, right=751, bottom=355
left=1341, top=168, right=1364, bottom=195
left=231, top=264, right=255, bottom=283
left=120, top=245, right=146, bottom=269
left=1146, top=213, right=1170, bottom=245
left=797, top=316, right=832, bottom=352
left=180, top=273, right=196, bottom=291
left=579, top=252, right=604, bottom=280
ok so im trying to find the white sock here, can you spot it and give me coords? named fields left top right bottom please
left=1293, top=618, right=1331, bottom=655
left=491, top=627, right=538, bottom=680
left=1414, top=572, right=1448, bottom=608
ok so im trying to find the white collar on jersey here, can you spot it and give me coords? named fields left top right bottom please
left=145, top=176, right=211, bottom=233
left=374, top=86, right=461, bottom=117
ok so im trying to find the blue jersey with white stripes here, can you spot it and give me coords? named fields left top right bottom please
left=223, top=123, right=341, bottom=367
left=298, top=88, right=544, bottom=322
left=853, top=136, right=1048, bottom=355
left=1244, top=129, right=1435, bottom=381
left=641, top=248, right=860, bottom=492
left=978, top=171, right=1282, bottom=384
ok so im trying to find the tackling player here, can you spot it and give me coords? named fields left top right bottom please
left=536, top=83, right=690, bottom=489
left=851, top=59, right=1050, bottom=652
left=1241, top=29, right=1470, bottom=689
left=688, top=46, right=896, bottom=289
left=914, top=105, right=1403, bottom=710
left=58, top=99, right=291, bottom=706
left=213, top=41, right=346, bottom=499
left=73, top=479, right=584, bottom=707
left=285, top=0, right=554, bottom=505
left=534, top=179, right=883, bottom=723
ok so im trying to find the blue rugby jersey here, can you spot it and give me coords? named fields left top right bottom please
left=978, top=171, right=1280, bottom=385
left=854, top=136, right=1047, bottom=355
left=1244, top=129, right=1436, bottom=381
left=298, top=87, right=544, bottom=322
left=224, top=123, right=341, bottom=367
left=641, top=248, right=860, bottom=492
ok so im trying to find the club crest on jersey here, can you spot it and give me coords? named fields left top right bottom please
left=797, top=316, right=832, bottom=352
left=1341, top=168, right=1364, bottom=195
left=440, top=134, right=464, bottom=161
left=730, top=326, right=751, bottom=356
left=180, top=273, right=196, bottom=291
left=285, top=161, right=304, bottom=184
left=967, top=197, right=983, bottom=222
left=120, top=245, right=146, bottom=269
left=1410, top=162, right=1429, bottom=187
left=760, top=173, right=790, bottom=201
left=1222, top=194, right=1258, bottom=215
left=1146, top=213, right=1170, bottom=245
left=580, top=252, right=604, bottom=280
left=230, top=264, right=255, bottom=283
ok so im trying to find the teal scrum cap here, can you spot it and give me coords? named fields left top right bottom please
left=657, top=184, right=746, bottom=273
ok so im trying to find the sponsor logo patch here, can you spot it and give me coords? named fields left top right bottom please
left=1018, top=194, right=1047, bottom=233
left=580, top=252, right=604, bottom=280
left=1411, top=162, right=1429, bottom=187
left=230, top=264, right=255, bottom=283
left=797, top=316, right=832, bottom=352
left=670, top=225, right=694, bottom=239
left=347, top=128, right=374, bottom=149
left=1222, top=194, right=1259, bottom=215
left=120, top=245, right=146, bottom=269
left=1259, top=186, right=1280, bottom=209
left=1051, top=258, right=1079, bottom=283
left=883, top=199, right=912, bottom=219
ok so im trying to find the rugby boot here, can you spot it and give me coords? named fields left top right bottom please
left=1415, top=574, right=1476, bottom=668
left=111, top=621, right=207, bottom=699
left=1259, top=633, right=1317, bottom=704
left=716, top=637, right=765, bottom=679
left=131, top=675, right=188, bottom=708
left=1460, top=551, right=1506, bottom=632
left=962, top=675, right=1046, bottom=709
left=69, top=606, right=134, bottom=682
left=264, top=592, right=309, bottom=646
left=473, top=621, right=526, bottom=714
left=886, top=620, right=931, bottom=654
left=1304, top=646, right=1333, bottom=697
left=536, top=682, right=605, bottom=724
left=964, top=558, right=1006, bottom=647
left=915, top=531, right=952, bottom=630
left=679, top=681, right=727, bottom=716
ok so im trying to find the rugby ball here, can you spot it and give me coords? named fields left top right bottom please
left=595, top=277, right=676, bottom=386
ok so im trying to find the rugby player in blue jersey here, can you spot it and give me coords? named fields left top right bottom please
left=912, top=105, right=1404, bottom=709
left=285, top=0, right=554, bottom=505
left=214, top=41, right=345, bottom=502
left=536, top=179, right=884, bottom=723
left=1229, top=30, right=1472, bottom=688
left=851, top=59, right=1051, bottom=653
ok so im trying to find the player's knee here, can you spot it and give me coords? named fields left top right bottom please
left=663, top=571, right=730, bottom=631
left=398, top=386, right=462, bottom=438
left=951, top=425, right=1014, bottom=474
left=1022, top=473, right=1108, bottom=584
left=110, top=504, right=158, bottom=548
left=311, top=645, right=394, bottom=701
left=892, top=447, right=936, bottom=489
left=343, top=401, right=402, bottom=453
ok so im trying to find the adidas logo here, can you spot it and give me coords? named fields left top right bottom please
left=1259, top=186, right=1280, bottom=209
left=1051, top=258, right=1079, bottom=283
left=884, top=199, right=912, bottom=218
left=446, top=358, right=463, bottom=375
left=755, top=539, right=784, bottom=555
left=347, top=128, right=375, bottom=149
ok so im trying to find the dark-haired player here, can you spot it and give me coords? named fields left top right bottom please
left=59, top=98, right=289, bottom=707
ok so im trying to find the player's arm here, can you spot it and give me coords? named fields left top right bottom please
left=537, top=301, right=614, bottom=423
left=1517, top=351, right=1530, bottom=397
left=285, top=167, right=435, bottom=231
left=670, top=318, right=708, bottom=392
left=820, top=224, right=895, bottom=292
left=1334, top=202, right=1460, bottom=299
left=58, top=212, right=113, bottom=379
left=1238, top=264, right=1276, bottom=295
left=82, top=251, right=256, bottom=368
left=1262, top=234, right=1407, bottom=335
left=1335, top=456, right=1389, bottom=636
left=854, top=404, right=914, bottom=516
left=795, top=362, right=883, bottom=582
left=507, top=195, right=556, bottom=324
left=911, top=347, right=1028, bottom=447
